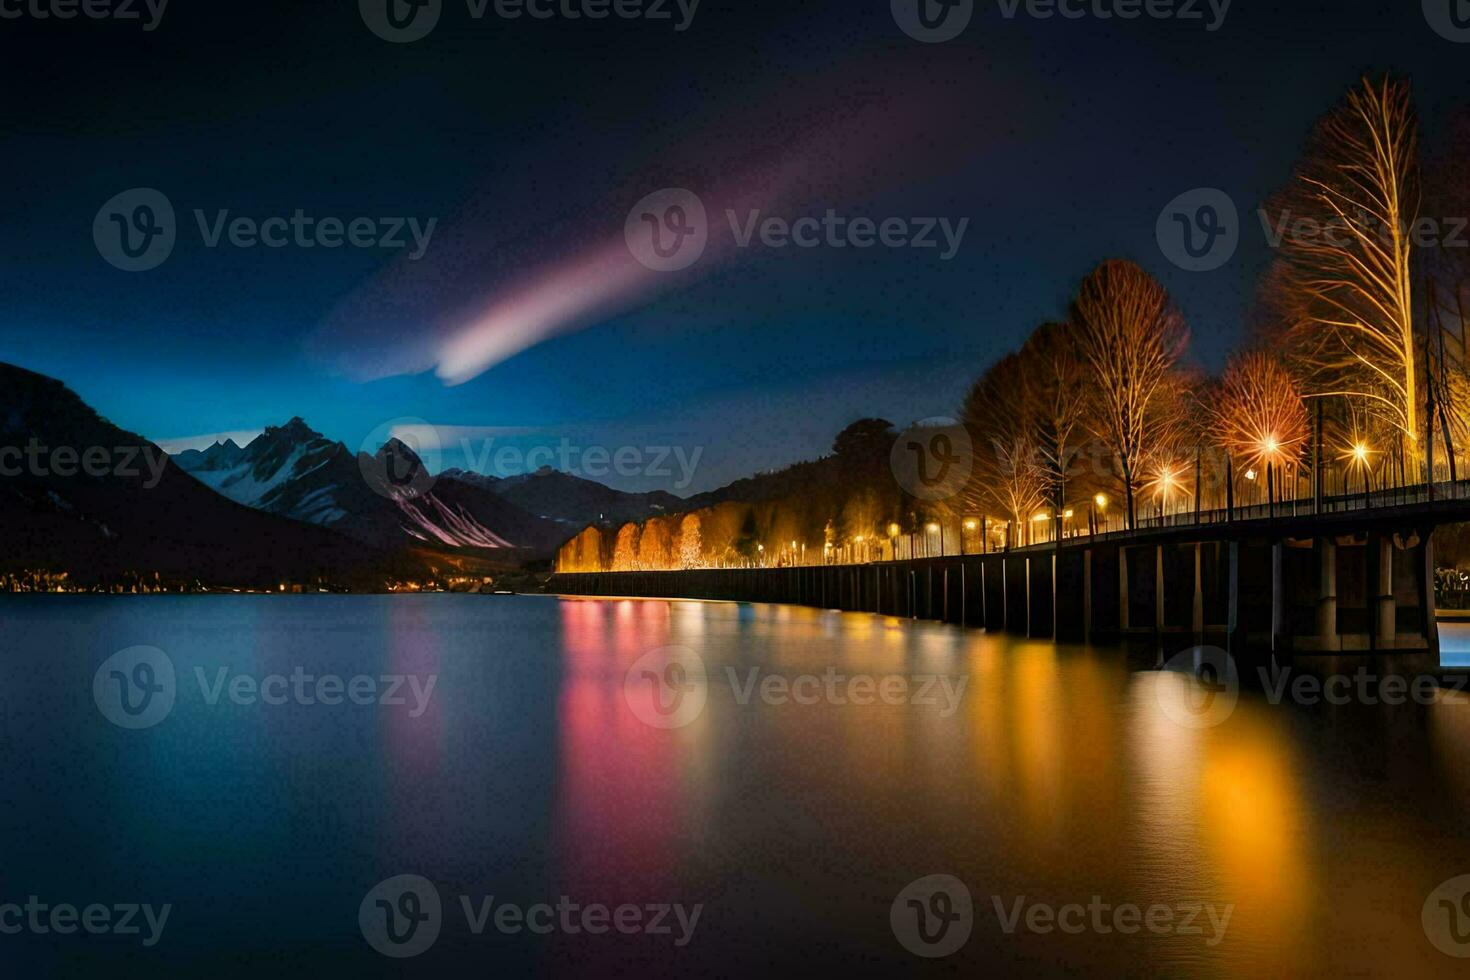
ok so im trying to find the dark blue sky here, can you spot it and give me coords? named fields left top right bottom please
left=2, top=0, right=1465, bottom=493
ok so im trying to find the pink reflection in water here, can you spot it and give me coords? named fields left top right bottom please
left=553, top=599, right=685, bottom=905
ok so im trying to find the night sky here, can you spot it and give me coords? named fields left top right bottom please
left=3, top=0, right=1465, bottom=493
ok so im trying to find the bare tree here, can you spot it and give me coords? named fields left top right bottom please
left=1264, top=75, right=1421, bottom=465
left=612, top=523, right=640, bottom=571
left=676, top=513, right=703, bottom=569
left=960, top=353, right=1049, bottom=544
left=1020, top=321, right=1089, bottom=532
left=1421, top=106, right=1470, bottom=481
left=1070, top=259, right=1190, bottom=528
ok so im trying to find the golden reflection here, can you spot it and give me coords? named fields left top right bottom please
left=1130, top=673, right=1312, bottom=965
left=1195, top=709, right=1310, bottom=957
left=968, top=642, right=1124, bottom=866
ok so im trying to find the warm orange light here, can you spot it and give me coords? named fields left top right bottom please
left=887, top=523, right=901, bottom=538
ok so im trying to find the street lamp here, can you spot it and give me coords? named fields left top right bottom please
left=925, top=522, right=941, bottom=557
left=1348, top=441, right=1374, bottom=502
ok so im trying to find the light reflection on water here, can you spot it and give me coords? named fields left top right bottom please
left=1, top=594, right=1469, bottom=977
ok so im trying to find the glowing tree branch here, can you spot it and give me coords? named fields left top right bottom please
left=1070, top=260, right=1190, bottom=530
left=1266, top=75, right=1421, bottom=452
left=1211, top=351, right=1310, bottom=507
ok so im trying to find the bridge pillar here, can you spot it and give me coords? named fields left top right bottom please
left=1192, top=542, right=1204, bottom=642
left=1154, top=545, right=1165, bottom=636
left=1271, top=541, right=1285, bottom=652
left=1376, top=535, right=1396, bottom=648
left=1083, top=549, right=1093, bottom=643
left=1422, top=532, right=1440, bottom=652
left=1316, top=538, right=1340, bottom=651
left=1118, top=547, right=1130, bottom=632
left=979, top=559, right=989, bottom=628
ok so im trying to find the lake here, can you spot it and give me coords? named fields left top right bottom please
left=3, top=594, right=1470, bottom=976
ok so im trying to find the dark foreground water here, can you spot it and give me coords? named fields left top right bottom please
left=3, top=595, right=1470, bottom=977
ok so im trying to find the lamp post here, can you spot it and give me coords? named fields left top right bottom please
left=963, top=519, right=977, bottom=556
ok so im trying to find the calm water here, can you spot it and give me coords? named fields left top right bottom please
left=3, top=594, right=1470, bottom=977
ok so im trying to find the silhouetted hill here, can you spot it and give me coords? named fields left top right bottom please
left=445, top=466, right=683, bottom=526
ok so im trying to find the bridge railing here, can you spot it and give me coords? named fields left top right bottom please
left=714, top=479, right=1470, bottom=568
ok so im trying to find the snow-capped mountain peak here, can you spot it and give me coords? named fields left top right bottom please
left=173, top=419, right=566, bottom=554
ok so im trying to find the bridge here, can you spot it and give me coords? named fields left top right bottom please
left=549, top=482, right=1470, bottom=655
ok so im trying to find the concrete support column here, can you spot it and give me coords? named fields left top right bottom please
left=1000, top=559, right=1008, bottom=632
left=1376, top=535, right=1396, bottom=647
left=1271, top=541, right=1285, bottom=651
left=1052, top=554, right=1058, bottom=639
left=980, top=560, right=988, bottom=629
left=960, top=564, right=967, bottom=627
left=1154, top=545, right=1165, bottom=636
left=1423, top=533, right=1440, bottom=651
left=1024, top=558, right=1033, bottom=637
left=1083, top=549, right=1093, bottom=643
left=1192, top=542, right=1204, bottom=642
left=1226, top=541, right=1241, bottom=655
left=1119, top=547, right=1130, bottom=631
left=1317, top=538, right=1339, bottom=651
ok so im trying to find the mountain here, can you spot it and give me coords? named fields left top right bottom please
left=174, top=421, right=567, bottom=556
left=0, top=363, right=421, bottom=589
left=444, top=466, right=683, bottom=526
